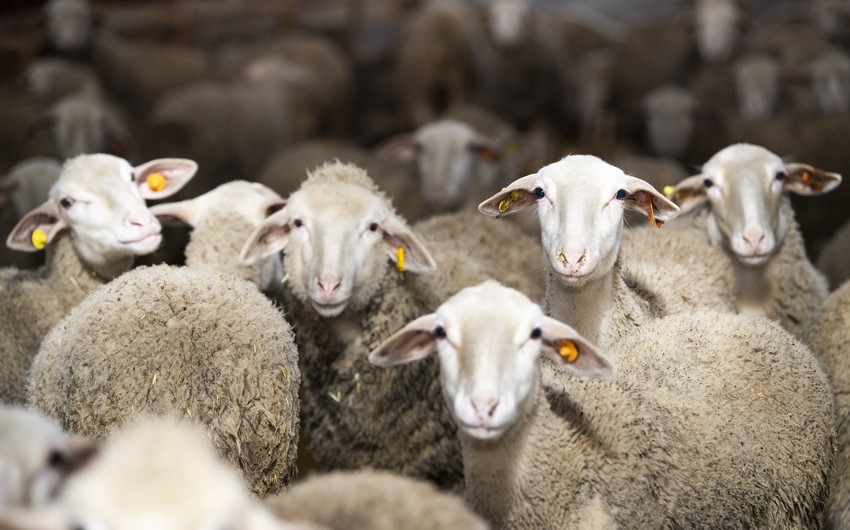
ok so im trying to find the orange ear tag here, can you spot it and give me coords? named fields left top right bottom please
left=396, top=247, right=405, bottom=273
left=646, top=194, right=664, bottom=228
left=31, top=228, right=47, bottom=250
left=147, top=172, right=166, bottom=192
left=558, top=340, right=578, bottom=363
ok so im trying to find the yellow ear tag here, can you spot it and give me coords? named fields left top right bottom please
left=396, top=247, right=405, bottom=273
left=31, top=228, right=47, bottom=250
left=558, top=340, right=579, bottom=363
left=663, top=185, right=675, bottom=199
left=506, top=140, right=519, bottom=157
left=147, top=172, right=166, bottom=192
left=498, top=190, right=520, bottom=213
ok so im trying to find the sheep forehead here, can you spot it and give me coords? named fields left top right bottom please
left=290, top=183, right=388, bottom=224
left=541, top=155, right=627, bottom=203
left=416, top=120, right=477, bottom=146
left=703, top=144, right=783, bottom=185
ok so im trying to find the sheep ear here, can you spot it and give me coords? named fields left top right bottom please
left=670, top=174, right=709, bottom=214
left=783, top=163, right=841, bottom=195
left=7, top=200, right=66, bottom=252
left=468, top=138, right=502, bottom=164
left=478, top=173, right=540, bottom=217
left=376, top=133, right=420, bottom=162
left=240, top=209, right=292, bottom=265
left=538, top=316, right=615, bottom=379
left=382, top=216, right=436, bottom=273
left=621, top=176, right=680, bottom=226
left=149, top=199, right=200, bottom=227
left=369, top=313, right=441, bottom=366
left=134, top=158, right=198, bottom=200
left=0, top=509, right=68, bottom=530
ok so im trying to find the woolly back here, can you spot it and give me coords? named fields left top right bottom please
left=28, top=265, right=300, bottom=496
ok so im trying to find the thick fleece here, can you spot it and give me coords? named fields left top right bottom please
left=27, top=265, right=300, bottom=496
left=469, top=311, right=834, bottom=528
left=807, top=281, right=850, bottom=529
left=0, top=232, right=105, bottom=404
left=265, top=470, right=489, bottom=530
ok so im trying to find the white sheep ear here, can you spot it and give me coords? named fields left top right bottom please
left=7, top=200, right=66, bottom=252
left=670, top=174, right=709, bottom=214
left=478, top=173, right=540, bottom=217
left=0, top=508, right=69, bottom=530
left=134, top=158, right=197, bottom=200
left=149, top=199, right=200, bottom=227
left=783, top=163, right=842, bottom=196
left=381, top=216, right=436, bottom=273
left=240, top=209, right=292, bottom=265
left=621, top=176, right=680, bottom=226
left=376, top=133, right=420, bottom=161
left=538, top=316, right=616, bottom=379
left=369, top=313, right=442, bottom=366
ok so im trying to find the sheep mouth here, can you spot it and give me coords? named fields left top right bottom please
left=458, top=421, right=510, bottom=440
left=311, top=299, right=349, bottom=318
left=734, top=251, right=772, bottom=267
left=121, top=233, right=162, bottom=253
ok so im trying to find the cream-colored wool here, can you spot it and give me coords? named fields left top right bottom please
left=28, top=265, right=300, bottom=496
left=806, top=281, right=850, bottom=529
left=265, top=470, right=489, bottom=530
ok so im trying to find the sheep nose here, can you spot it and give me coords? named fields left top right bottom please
left=471, top=397, right=500, bottom=419
left=557, top=249, right=587, bottom=274
left=742, top=228, right=765, bottom=252
left=316, top=277, right=342, bottom=298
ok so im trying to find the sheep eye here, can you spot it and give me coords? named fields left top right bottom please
left=530, top=327, right=542, bottom=339
left=615, top=189, right=626, bottom=200
left=59, top=197, right=74, bottom=209
left=293, top=219, right=303, bottom=228
left=703, top=178, right=714, bottom=188
left=434, top=326, right=446, bottom=338
left=48, top=450, right=65, bottom=467
left=534, top=187, right=545, bottom=199
left=775, top=171, right=787, bottom=181
left=369, top=222, right=379, bottom=232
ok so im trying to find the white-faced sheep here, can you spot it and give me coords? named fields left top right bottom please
left=45, top=0, right=92, bottom=57
left=733, top=52, right=781, bottom=121
left=669, top=143, right=841, bottom=338
left=0, top=406, right=94, bottom=509
left=693, top=0, right=744, bottom=62
left=642, top=84, right=697, bottom=158
left=0, top=415, right=309, bottom=530
left=479, top=154, right=734, bottom=348
left=0, top=154, right=196, bottom=405
left=807, top=280, right=850, bottom=529
left=150, top=180, right=287, bottom=294
left=27, top=264, right=301, bottom=497
left=265, top=470, right=489, bottom=530
left=26, top=58, right=100, bottom=102
left=47, top=91, right=132, bottom=160
left=810, top=49, right=850, bottom=114
left=239, top=162, right=541, bottom=491
left=370, top=281, right=834, bottom=528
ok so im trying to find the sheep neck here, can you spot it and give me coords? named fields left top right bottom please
left=545, top=260, right=641, bottom=346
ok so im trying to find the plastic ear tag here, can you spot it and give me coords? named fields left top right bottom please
left=31, top=228, right=47, bottom=250
left=645, top=193, right=655, bottom=227
left=558, top=340, right=579, bottom=363
left=280, top=272, right=289, bottom=284
left=663, top=185, right=675, bottom=199
left=147, top=172, right=166, bottom=192
left=506, top=140, right=519, bottom=157
left=396, top=247, right=405, bottom=273
left=801, top=170, right=811, bottom=183
left=498, top=190, right=520, bottom=213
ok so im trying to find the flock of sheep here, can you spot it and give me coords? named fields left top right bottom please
left=2, top=0, right=850, bottom=528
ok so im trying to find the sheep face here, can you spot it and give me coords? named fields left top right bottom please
left=0, top=407, right=94, bottom=509
left=488, top=0, right=533, bottom=48
left=369, top=281, right=614, bottom=441
left=479, top=155, right=678, bottom=286
left=734, top=54, right=780, bottom=121
left=642, top=86, right=696, bottom=158
left=694, top=0, right=740, bottom=62
left=811, top=51, right=850, bottom=114
left=672, top=144, right=841, bottom=267
left=45, top=0, right=92, bottom=53
left=241, top=181, right=435, bottom=317
left=7, top=154, right=196, bottom=276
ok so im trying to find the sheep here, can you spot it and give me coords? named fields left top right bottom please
left=817, top=219, right=850, bottom=290
left=479, top=154, right=734, bottom=348
left=149, top=180, right=287, bottom=293
left=733, top=52, right=781, bottom=121
left=47, top=91, right=132, bottom=160
left=264, top=470, right=489, bottom=530
left=693, top=0, right=743, bottom=62
left=0, top=415, right=309, bottom=530
left=809, top=49, right=850, bottom=114
left=641, top=84, right=697, bottom=158
left=26, top=58, right=100, bottom=102
left=27, top=264, right=301, bottom=497
left=0, top=406, right=94, bottom=509
left=45, top=0, right=92, bottom=57
left=239, top=162, right=542, bottom=491
left=369, top=280, right=834, bottom=528
left=668, top=143, right=841, bottom=339
left=0, top=153, right=196, bottom=404
left=807, top=281, right=850, bottom=529
left=394, top=0, right=478, bottom=128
